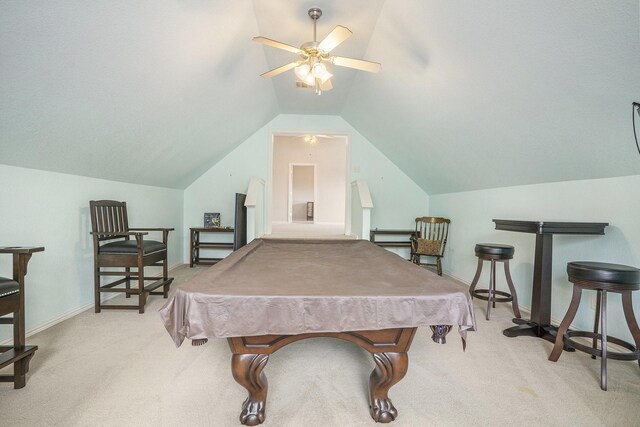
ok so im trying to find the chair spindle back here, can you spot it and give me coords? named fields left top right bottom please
left=89, top=200, right=130, bottom=241
left=415, top=217, right=450, bottom=257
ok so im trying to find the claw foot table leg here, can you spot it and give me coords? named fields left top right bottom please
left=369, top=352, right=409, bottom=423
left=231, top=353, right=269, bottom=426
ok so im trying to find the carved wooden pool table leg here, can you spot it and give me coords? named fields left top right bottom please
left=369, top=351, right=409, bottom=423
left=231, top=353, right=269, bottom=426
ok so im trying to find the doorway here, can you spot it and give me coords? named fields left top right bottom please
left=269, top=134, right=349, bottom=237
left=289, top=164, right=316, bottom=223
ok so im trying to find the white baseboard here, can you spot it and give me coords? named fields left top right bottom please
left=22, top=301, right=101, bottom=340
left=1, top=262, right=185, bottom=345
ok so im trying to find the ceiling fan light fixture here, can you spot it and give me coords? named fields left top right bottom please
left=311, top=62, right=327, bottom=77
left=303, top=73, right=315, bottom=86
left=294, top=63, right=310, bottom=79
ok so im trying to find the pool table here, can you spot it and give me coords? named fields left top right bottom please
left=161, top=239, right=475, bottom=425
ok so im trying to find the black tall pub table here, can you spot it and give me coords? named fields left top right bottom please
left=493, top=220, right=608, bottom=344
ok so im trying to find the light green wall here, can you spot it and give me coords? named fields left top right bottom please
left=430, top=174, right=640, bottom=342
left=0, top=164, right=183, bottom=341
left=5, top=115, right=639, bottom=348
left=183, top=114, right=429, bottom=261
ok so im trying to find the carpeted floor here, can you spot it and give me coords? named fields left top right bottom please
left=1, top=264, right=639, bottom=426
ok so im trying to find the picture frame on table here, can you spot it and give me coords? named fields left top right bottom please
left=204, top=212, right=220, bottom=228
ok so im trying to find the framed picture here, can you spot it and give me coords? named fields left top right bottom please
left=204, top=212, right=221, bottom=228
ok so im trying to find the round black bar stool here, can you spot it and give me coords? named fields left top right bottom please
left=548, top=262, right=640, bottom=391
left=468, top=244, right=522, bottom=321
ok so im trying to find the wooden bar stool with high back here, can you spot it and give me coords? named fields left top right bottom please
left=549, top=262, right=640, bottom=390
left=468, top=243, right=522, bottom=321
left=89, top=200, right=174, bottom=314
left=0, top=246, right=44, bottom=389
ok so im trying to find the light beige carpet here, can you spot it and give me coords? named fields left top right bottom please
left=1, top=264, right=639, bottom=426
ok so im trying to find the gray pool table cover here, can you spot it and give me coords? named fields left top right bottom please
left=160, top=239, right=476, bottom=346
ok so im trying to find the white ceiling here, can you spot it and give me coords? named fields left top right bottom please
left=1, top=1, right=639, bottom=193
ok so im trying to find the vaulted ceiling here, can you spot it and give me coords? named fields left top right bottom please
left=1, top=1, right=638, bottom=194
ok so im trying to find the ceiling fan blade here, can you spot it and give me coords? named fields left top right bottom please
left=253, top=37, right=303, bottom=55
left=332, top=56, right=381, bottom=73
left=260, top=62, right=299, bottom=79
left=318, top=25, right=352, bottom=52
left=320, top=79, right=333, bottom=91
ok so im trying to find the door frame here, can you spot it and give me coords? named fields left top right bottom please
left=288, top=163, right=317, bottom=223
left=267, top=132, right=351, bottom=235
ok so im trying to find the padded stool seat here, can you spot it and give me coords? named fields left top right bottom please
left=99, top=240, right=167, bottom=255
left=469, top=243, right=521, bottom=320
left=567, top=262, right=640, bottom=286
left=549, top=262, right=640, bottom=390
left=475, top=243, right=515, bottom=258
left=0, top=278, right=19, bottom=298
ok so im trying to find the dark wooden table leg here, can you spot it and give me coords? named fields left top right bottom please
left=503, top=234, right=559, bottom=342
left=369, top=352, right=408, bottom=423
left=531, top=233, right=553, bottom=327
left=231, top=353, right=269, bottom=426
left=227, top=328, right=416, bottom=425
left=189, top=229, right=196, bottom=267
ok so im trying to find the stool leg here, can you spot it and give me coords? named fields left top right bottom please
left=491, top=260, right=497, bottom=309
left=486, top=260, right=496, bottom=320
left=600, top=290, right=607, bottom=391
left=503, top=260, right=521, bottom=319
left=549, top=284, right=582, bottom=362
left=468, top=258, right=483, bottom=296
left=592, top=291, right=601, bottom=360
left=620, top=291, right=640, bottom=369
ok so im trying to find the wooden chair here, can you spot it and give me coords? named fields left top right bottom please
left=410, top=217, right=450, bottom=276
left=90, top=200, right=174, bottom=314
left=0, top=246, right=44, bottom=389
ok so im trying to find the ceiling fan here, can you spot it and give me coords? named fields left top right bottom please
left=253, top=7, right=381, bottom=95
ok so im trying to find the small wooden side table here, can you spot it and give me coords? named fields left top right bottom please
left=369, top=229, right=417, bottom=260
left=189, top=227, right=234, bottom=267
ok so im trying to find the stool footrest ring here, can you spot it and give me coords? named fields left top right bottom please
left=471, top=289, right=514, bottom=303
left=565, top=331, right=640, bottom=361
